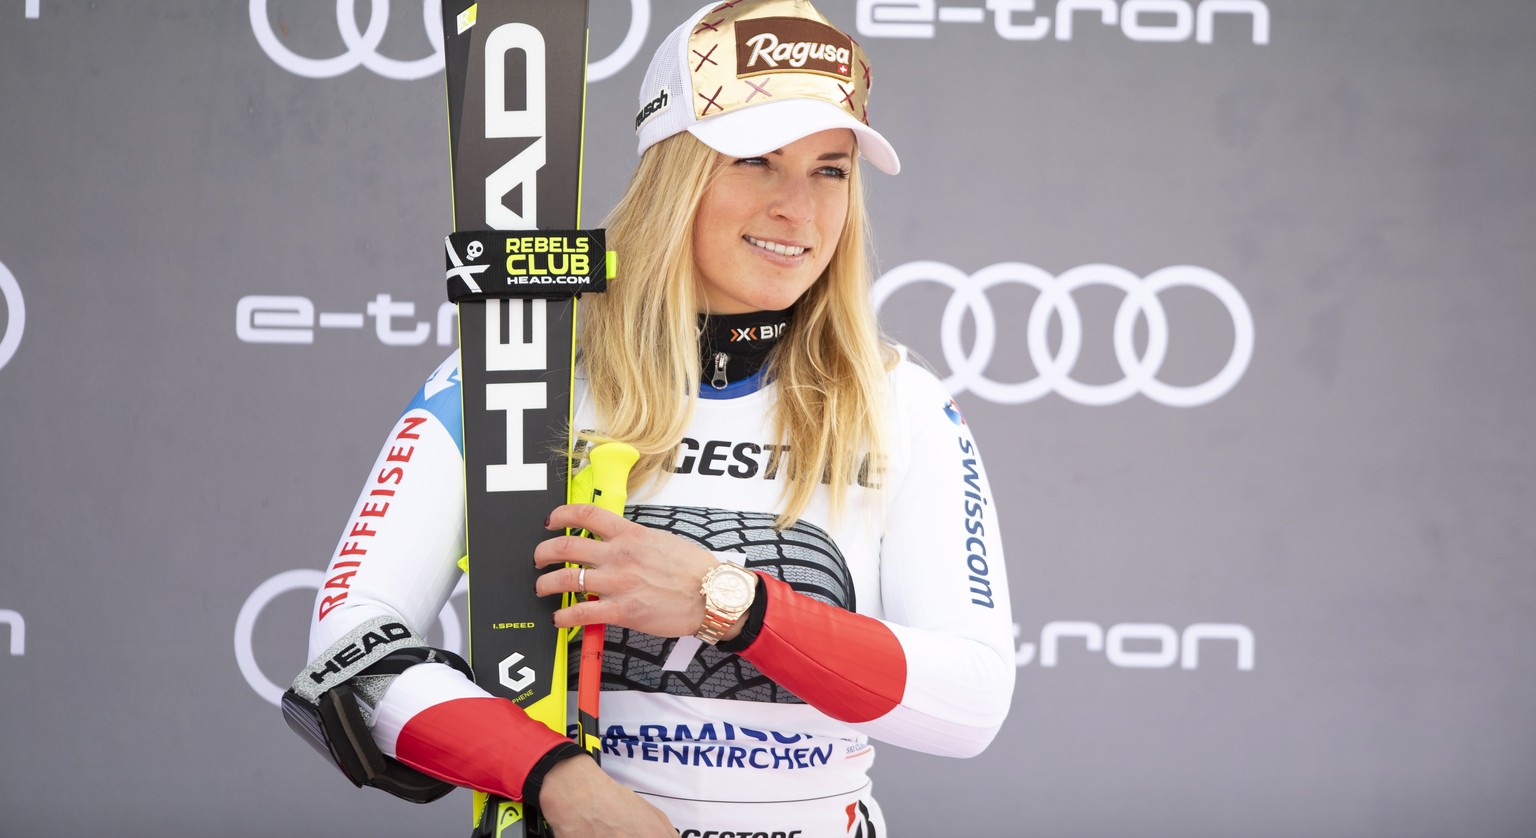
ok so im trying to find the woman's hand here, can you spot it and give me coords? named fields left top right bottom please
left=537, top=755, right=676, bottom=837
left=532, top=504, right=722, bottom=639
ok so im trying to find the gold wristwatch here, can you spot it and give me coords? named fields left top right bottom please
left=694, top=562, right=757, bottom=645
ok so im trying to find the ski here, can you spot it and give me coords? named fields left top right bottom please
left=438, top=2, right=602, bottom=836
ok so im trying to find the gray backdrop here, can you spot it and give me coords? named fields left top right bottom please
left=2, top=1, right=1534, bottom=836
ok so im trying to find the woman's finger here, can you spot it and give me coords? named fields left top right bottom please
left=533, top=563, right=591, bottom=598
left=532, top=531, right=609, bottom=569
left=546, top=503, right=631, bottom=540
left=552, top=596, right=615, bottom=630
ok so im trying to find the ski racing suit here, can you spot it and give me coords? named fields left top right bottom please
left=308, top=348, right=1015, bottom=837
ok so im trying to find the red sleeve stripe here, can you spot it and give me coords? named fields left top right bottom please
left=392, top=697, right=571, bottom=801
left=739, top=574, right=907, bottom=723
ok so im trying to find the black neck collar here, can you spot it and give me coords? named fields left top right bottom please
left=697, top=307, right=793, bottom=390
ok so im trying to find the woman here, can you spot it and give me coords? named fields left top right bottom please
left=298, top=2, right=1014, bottom=835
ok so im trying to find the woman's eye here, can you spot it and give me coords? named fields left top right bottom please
left=734, top=156, right=770, bottom=167
left=818, top=166, right=851, bottom=180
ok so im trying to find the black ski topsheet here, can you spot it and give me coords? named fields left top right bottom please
left=440, top=2, right=592, bottom=835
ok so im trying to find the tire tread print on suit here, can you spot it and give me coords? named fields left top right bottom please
left=571, top=505, right=855, bottom=703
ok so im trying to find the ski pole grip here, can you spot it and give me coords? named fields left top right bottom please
left=584, top=443, right=638, bottom=516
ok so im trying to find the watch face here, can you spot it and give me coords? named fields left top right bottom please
left=710, top=568, right=754, bottom=610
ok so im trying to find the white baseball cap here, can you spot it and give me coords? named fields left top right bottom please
left=634, top=0, right=901, bottom=175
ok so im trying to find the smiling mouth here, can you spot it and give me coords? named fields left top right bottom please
left=744, top=235, right=807, bottom=258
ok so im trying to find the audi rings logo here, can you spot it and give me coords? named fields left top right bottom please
left=872, top=262, right=1254, bottom=407
left=234, top=569, right=467, bottom=705
left=250, top=0, right=650, bottom=82
left=0, top=260, right=25, bottom=373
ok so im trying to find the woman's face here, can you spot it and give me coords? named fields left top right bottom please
left=691, top=128, right=855, bottom=315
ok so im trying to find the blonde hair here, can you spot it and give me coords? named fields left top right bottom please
left=579, top=133, right=893, bottom=528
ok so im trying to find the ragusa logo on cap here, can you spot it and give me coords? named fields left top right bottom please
left=735, top=17, right=853, bottom=80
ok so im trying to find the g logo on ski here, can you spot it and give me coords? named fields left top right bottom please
left=500, top=651, right=537, bottom=693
